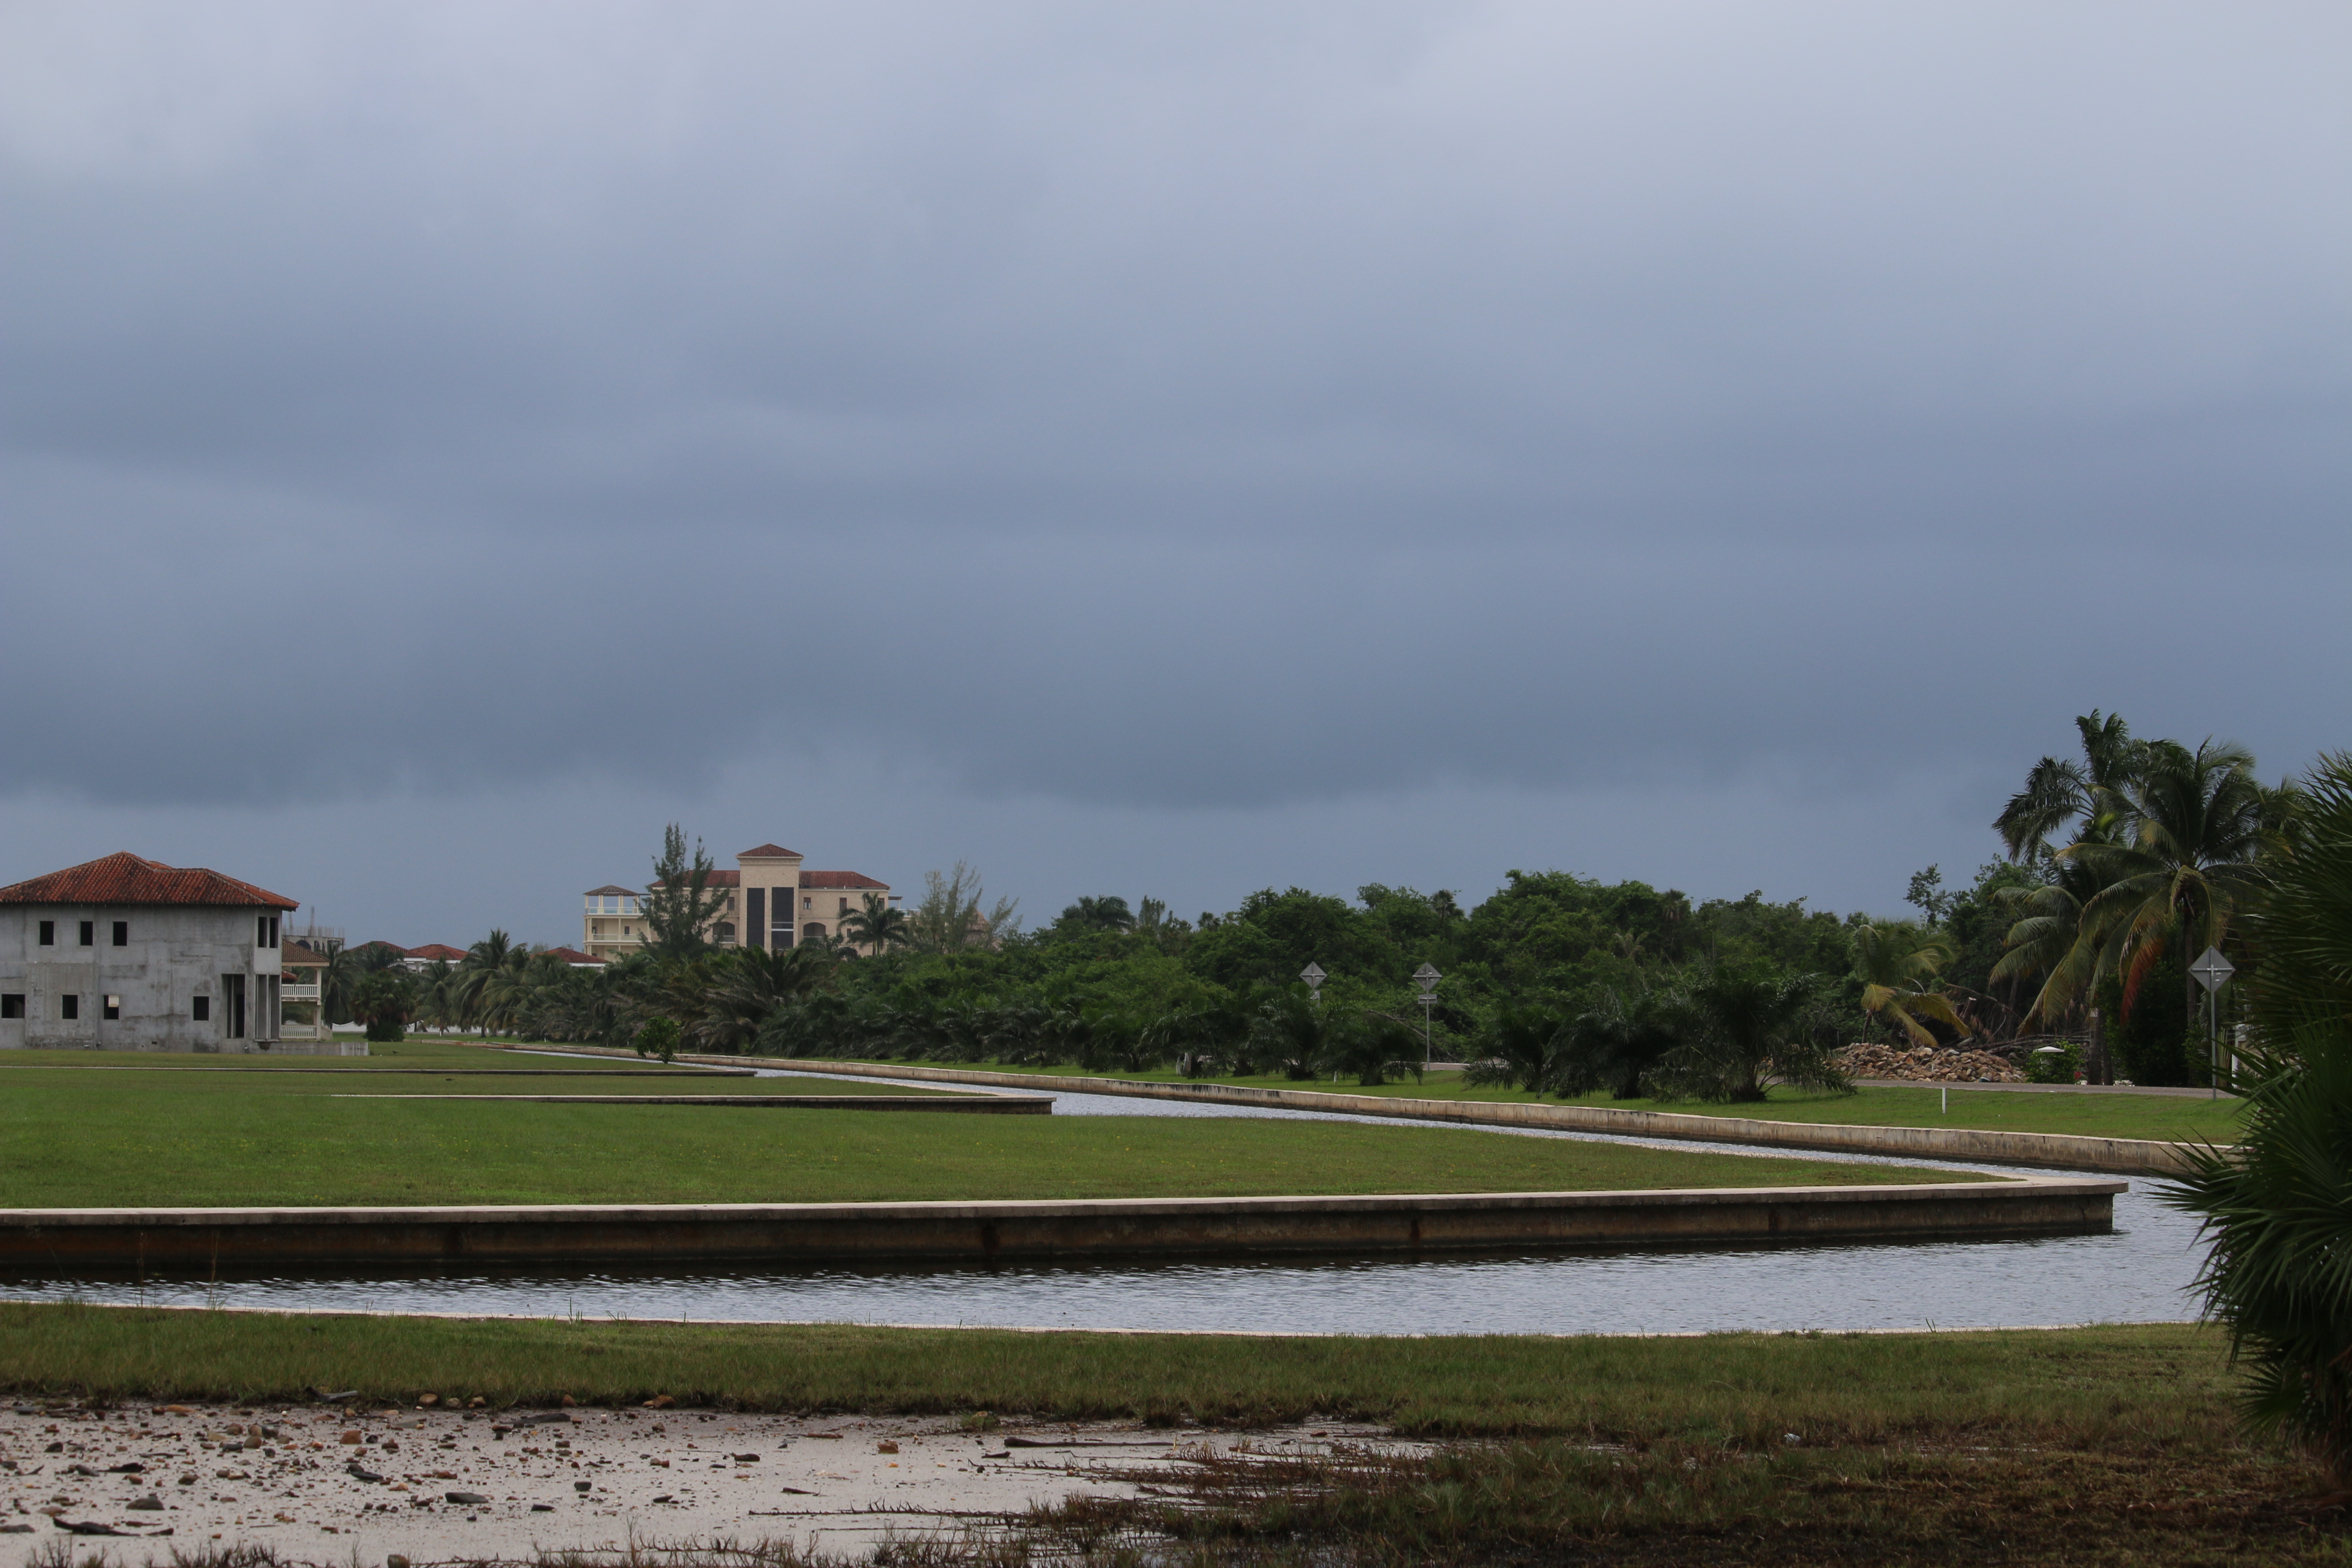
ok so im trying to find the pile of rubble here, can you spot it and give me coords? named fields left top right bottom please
left=1838, top=1042, right=2025, bottom=1083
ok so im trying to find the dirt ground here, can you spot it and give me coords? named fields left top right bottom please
left=0, top=1398, right=1409, bottom=1564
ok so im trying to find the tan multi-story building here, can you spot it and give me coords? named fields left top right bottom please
left=581, top=843, right=896, bottom=962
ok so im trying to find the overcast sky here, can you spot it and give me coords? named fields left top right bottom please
left=3, top=1, right=2346, bottom=946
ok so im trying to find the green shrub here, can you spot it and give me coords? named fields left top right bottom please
left=2023, top=1042, right=2081, bottom=1084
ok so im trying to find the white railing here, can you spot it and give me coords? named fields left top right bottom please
left=282, top=983, right=322, bottom=1001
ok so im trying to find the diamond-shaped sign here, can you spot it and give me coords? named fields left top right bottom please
left=1299, top=962, right=1326, bottom=987
left=1414, top=963, right=1442, bottom=992
left=2190, top=946, right=2236, bottom=992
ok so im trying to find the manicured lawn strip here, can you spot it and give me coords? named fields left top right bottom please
left=0, top=1068, right=1979, bottom=1206
left=0, top=1305, right=2225, bottom=1443
left=791, top=1055, right=2246, bottom=1144
left=0, top=1039, right=660, bottom=1070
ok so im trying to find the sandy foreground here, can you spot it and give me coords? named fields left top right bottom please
left=1, top=1399, right=1412, bottom=1564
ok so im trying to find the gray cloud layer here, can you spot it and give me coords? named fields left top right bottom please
left=4, top=2, right=2347, bottom=836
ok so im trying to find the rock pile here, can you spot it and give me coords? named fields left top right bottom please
left=1839, top=1042, right=2024, bottom=1084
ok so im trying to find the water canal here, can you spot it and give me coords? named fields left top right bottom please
left=0, top=1069, right=2208, bottom=1335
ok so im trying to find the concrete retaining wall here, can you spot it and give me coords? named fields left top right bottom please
left=0, top=1178, right=2120, bottom=1268
left=755, top=1058, right=2208, bottom=1176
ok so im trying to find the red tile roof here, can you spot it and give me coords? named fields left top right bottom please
left=354, top=940, right=411, bottom=958
left=0, top=852, right=298, bottom=910
left=542, top=946, right=603, bottom=965
left=651, top=870, right=740, bottom=888
left=582, top=885, right=636, bottom=897
left=282, top=940, right=329, bottom=966
left=801, top=870, right=889, bottom=890
left=738, top=844, right=802, bottom=859
left=405, top=943, right=468, bottom=962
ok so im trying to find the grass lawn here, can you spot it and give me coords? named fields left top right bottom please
left=795, top=1055, right=2248, bottom=1144
left=0, top=1307, right=2328, bottom=1564
left=0, top=1064, right=1979, bottom=1207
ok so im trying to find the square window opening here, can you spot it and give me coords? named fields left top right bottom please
left=77, top=921, right=94, bottom=946
left=111, top=921, right=128, bottom=947
left=0, top=994, right=23, bottom=1020
left=102, top=995, right=121, bottom=1021
left=192, top=996, right=211, bottom=1023
left=61, top=995, right=80, bottom=1021
left=37, top=920, right=54, bottom=946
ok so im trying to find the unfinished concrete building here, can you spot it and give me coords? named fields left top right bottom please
left=0, top=852, right=300, bottom=1053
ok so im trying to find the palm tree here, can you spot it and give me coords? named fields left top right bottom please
left=2165, top=752, right=2352, bottom=1483
left=1993, top=709, right=2144, bottom=863
left=1476, top=1003, right=1566, bottom=1093
left=2068, top=739, right=2274, bottom=1036
left=1557, top=986, right=1688, bottom=1099
left=1060, top=896, right=1134, bottom=932
left=1849, top=921, right=1966, bottom=1047
left=841, top=893, right=910, bottom=959
left=1656, top=962, right=1838, bottom=1102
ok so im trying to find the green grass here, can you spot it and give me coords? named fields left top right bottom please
left=796, top=1056, right=2248, bottom=1144
left=0, top=1303, right=2225, bottom=1439
left=0, top=1064, right=1979, bottom=1206
left=2, top=1307, right=2324, bottom=1566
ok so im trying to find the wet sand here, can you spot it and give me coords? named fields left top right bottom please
left=1, top=1399, right=1404, bottom=1563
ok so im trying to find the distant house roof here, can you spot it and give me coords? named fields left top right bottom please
left=405, top=943, right=468, bottom=962
left=583, top=885, right=636, bottom=897
left=0, top=852, right=299, bottom=910
left=802, top=870, right=889, bottom=890
left=650, top=870, right=741, bottom=888
left=542, top=946, right=603, bottom=966
left=738, top=844, right=802, bottom=859
left=354, top=940, right=411, bottom=957
left=282, top=940, right=329, bottom=968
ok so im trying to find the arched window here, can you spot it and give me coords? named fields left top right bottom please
left=715, top=922, right=737, bottom=945
left=800, top=922, right=827, bottom=942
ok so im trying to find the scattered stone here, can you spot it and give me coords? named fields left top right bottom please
left=876, top=1441, right=899, bottom=1454
left=0, top=1524, right=33, bottom=1534
left=642, top=1395, right=675, bottom=1409
left=340, top=1430, right=364, bottom=1445
left=531, top=1504, right=553, bottom=1512
left=347, top=1466, right=387, bottom=1485
left=574, top=1481, right=591, bottom=1492
left=128, top=1495, right=164, bottom=1511
left=55, top=1520, right=126, bottom=1536
left=387, top=1555, right=411, bottom=1568
left=1838, top=1042, right=2025, bottom=1083
left=560, top=1396, right=576, bottom=1408
left=444, top=1491, right=490, bottom=1506
left=417, top=1394, right=439, bottom=1407
left=314, top=1390, right=359, bottom=1403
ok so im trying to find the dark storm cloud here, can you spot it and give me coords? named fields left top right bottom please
left=2, top=0, right=2346, bottom=815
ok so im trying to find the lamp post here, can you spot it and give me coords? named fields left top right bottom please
left=1300, top=962, right=1326, bottom=1006
left=1413, top=963, right=1441, bottom=1065
left=2190, top=946, right=2235, bottom=1099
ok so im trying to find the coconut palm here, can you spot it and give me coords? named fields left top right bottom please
left=1849, top=921, right=1966, bottom=1047
left=841, top=893, right=910, bottom=959
left=2067, top=738, right=2274, bottom=1035
left=1994, top=709, right=2144, bottom=863
left=2166, top=753, right=2352, bottom=1483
